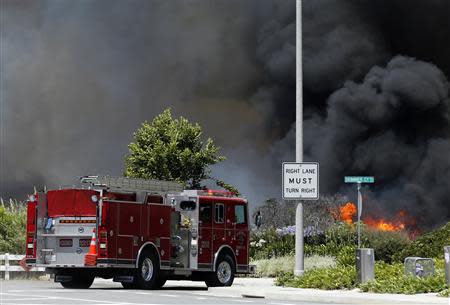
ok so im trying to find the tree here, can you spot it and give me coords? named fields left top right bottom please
left=125, top=108, right=229, bottom=189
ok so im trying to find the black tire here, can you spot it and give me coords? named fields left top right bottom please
left=60, top=273, right=95, bottom=289
left=135, top=250, right=160, bottom=289
left=205, top=254, right=235, bottom=287
left=121, top=282, right=137, bottom=289
left=155, top=276, right=167, bottom=289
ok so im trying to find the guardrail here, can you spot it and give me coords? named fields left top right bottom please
left=0, top=253, right=45, bottom=280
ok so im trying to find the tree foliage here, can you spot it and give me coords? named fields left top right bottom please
left=125, top=109, right=226, bottom=189
left=0, top=200, right=26, bottom=254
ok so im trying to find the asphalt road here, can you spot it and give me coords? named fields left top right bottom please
left=0, top=279, right=339, bottom=305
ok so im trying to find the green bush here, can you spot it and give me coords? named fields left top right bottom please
left=336, top=245, right=356, bottom=266
left=250, top=228, right=295, bottom=260
left=393, top=222, right=450, bottom=262
left=0, top=201, right=27, bottom=254
left=277, top=259, right=449, bottom=295
left=325, top=222, right=356, bottom=254
left=360, top=261, right=448, bottom=294
left=439, top=288, right=450, bottom=297
left=276, top=265, right=357, bottom=290
left=305, top=223, right=410, bottom=263
left=252, top=222, right=411, bottom=263
left=363, top=228, right=410, bottom=263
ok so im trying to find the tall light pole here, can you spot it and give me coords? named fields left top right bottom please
left=294, top=0, right=304, bottom=276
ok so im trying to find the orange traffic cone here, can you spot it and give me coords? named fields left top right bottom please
left=84, top=228, right=97, bottom=266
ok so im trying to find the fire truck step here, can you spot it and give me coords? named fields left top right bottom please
left=113, top=275, right=134, bottom=283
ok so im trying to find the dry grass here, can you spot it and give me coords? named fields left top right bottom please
left=252, top=255, right=336, bottom=277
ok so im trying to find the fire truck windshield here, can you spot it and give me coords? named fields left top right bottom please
left=180, top=200, right=196, bottom=210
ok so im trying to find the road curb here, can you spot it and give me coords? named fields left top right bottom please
left=207, top=286, right=449, bottom=305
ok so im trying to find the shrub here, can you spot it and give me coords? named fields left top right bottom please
left=250, top=228, right=295, bottom=260
left=277, top=259, right=449, bottom=295
left=0, top=200, right=27, bottom=254
left=305, top=223, right=410, bottom=263
left=336, top=246, right=356, bottom=266
left=359, top=260, right=448, bottom=294
left=393, top=222, right=450, bottom=262
left=321, top=222, right=356, bottom=256
left=363, top=228, right=410, bottom=263
left=253, top=222, right=411, bottom=263
left=276, top=264, right=357, bottom=290
left=439, top=288, right=450, bottom=297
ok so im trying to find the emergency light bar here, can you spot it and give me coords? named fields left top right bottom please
left=202, top=189, right=237, bottom=197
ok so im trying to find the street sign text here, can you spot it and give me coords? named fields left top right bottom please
left=282, top=162, right=319, bottom=200
left=344, top=176, right=374, bottom=184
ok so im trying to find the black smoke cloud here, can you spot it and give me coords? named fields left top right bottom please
left=300, top=0, right=450, bottom=228
left=310, top=56, right=450, bottom=227
left=1, top=0, right=284, bottom=200
left=2, top=0, right=450, bottom=227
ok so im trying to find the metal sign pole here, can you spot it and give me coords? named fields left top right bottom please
left=294, top=0, right=304, bottom=276
left=357, top=182, right=362, bottom=248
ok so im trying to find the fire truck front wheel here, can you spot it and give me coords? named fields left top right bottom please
left=136, top=250, right=160, bottom=289
left=205, top=254, right=235, bottom=287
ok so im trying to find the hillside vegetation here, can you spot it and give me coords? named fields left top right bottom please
left=0, top=200, right=26, bottom=254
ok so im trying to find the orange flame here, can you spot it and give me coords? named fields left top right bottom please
left=335, top=202, right=408, bottom=232
left=364, top=217, right=405, bottom=231
left=339, top=202, right=357, bottom=224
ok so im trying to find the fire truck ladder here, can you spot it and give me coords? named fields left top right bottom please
left=80, top=175, right=184, bottom=193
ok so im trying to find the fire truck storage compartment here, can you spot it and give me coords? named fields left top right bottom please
left=103, top=194, right=172, bottom=265
left=36, top=189, right=99, bottom=266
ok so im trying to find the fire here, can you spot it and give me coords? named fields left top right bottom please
left=335, top=202, right=409, bottom=232
left=338, top=202, right=357, bottom=224
left=364, top=217, right=405, bottom=231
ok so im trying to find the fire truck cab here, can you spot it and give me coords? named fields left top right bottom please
left=25, top=176, right=254, bottom=289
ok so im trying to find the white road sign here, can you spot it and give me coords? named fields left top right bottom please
left=282, top=162, right=319, bottom=200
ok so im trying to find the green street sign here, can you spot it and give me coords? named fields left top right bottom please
left=344, top=176, right=374, bottom=183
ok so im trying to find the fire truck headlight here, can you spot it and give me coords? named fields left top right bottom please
left=91, top=195, right=98, bottom=203
left=28, top=195, right=36, bottom=202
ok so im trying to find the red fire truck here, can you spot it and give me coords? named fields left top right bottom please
left=25, top=176, right=254, bottom=289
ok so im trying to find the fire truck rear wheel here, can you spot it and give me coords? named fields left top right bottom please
left=60, top=273, right=95, bottom=289
left=121, top=282, right=137, bottom=289
left=205, top=254, right=235, bottom=287
left=136, top=250, right=160, bottom=289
